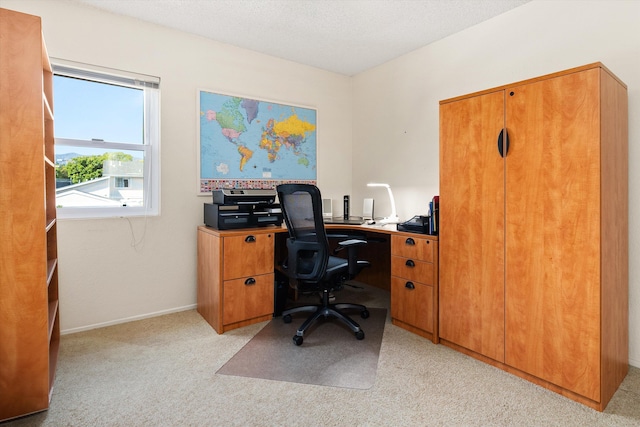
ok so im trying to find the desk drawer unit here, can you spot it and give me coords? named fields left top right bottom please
left=197, top=226, right=275, bottom=333
left=390, top=234, right=438, bottom=343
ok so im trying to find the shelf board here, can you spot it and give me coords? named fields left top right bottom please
left=46, top=258, right=58, bottom=286
left=43, top=93, right=53, bottom=121
left=45, top=156, right=55, bottom=168
left=45, top=217, right=56, bottom=232
left=47, top=300, right=58, bottom=341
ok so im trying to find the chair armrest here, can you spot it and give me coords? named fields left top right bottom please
left=326, top=233, right=353, bottom=240
left=337, top=239, right=367, bottom=278
left=337, top=238, right=367, bottom=248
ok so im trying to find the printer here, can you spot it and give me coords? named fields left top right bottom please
left=204, top=189, right=283, bottom=230
left=212, top=188, right=277, bottom=205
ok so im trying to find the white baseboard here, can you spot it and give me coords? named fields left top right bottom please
left=61, top=304, right=198, bottom=335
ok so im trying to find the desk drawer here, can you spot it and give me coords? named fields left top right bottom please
left=223, top=233, right=274, bottom=280
left=390, top=276, right=434, bottom=334
left=223, top=273, right=274, bottom=325
left=391, top=255, right=434, bottom=284
left=391, top=235, right=434, bottom=262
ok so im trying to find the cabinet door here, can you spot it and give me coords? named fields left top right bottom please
left=223, top=233, right=274, bottom=280
left=223, top=273, right=274, bottom=325
left=505, top=69, right=601, bottom=400
left=439, top=91, right=506, bottom=362
left=391, top=277, right=434, bottom=334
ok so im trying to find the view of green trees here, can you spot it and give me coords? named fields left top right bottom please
left=56, top=152, right=133, bottom=184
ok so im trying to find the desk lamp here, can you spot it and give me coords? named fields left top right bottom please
left=367, top=183, right=399, bottom=224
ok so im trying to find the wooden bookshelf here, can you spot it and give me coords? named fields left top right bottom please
left=0, top=8, right=60, bottom=421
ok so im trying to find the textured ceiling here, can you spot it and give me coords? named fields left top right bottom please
left=72, top=0, right=531, bottom=76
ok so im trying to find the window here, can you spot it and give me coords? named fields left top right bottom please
left=52, top=59, right=160, bottom=218
left=115, top=178, right=130, bottom=189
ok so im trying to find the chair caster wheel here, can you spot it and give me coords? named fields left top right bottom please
left=293, top=335, right=303, bottom=346
left=355, top=330, right=365, bottom=340
left=361, top=309, right=370, bottom=319
left=283, top=314, right=292, bottom=324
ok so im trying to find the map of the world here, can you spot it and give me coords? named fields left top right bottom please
left=199, top=90, right=317, bottom=193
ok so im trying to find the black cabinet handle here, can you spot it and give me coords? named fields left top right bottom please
left=244, top=278, right=256, bottom=285
left=405, top=281, right=415, bottom=290
left=245, top=235, right=256, bottom=243
left=497, top=128, right=510, bottom=158
left=405, top=259, right=415, bottom=267
left=405, top=237, right=415, bottom=246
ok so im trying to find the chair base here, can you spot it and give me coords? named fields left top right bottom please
left=282, top=288, right=369, bottom=345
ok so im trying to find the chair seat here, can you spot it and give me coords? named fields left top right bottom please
left=283, top=256, right=369, bottom=292
left=325, top=256, right=370, bottom=280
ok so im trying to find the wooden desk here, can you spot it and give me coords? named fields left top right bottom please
left=197, top=224, right=439, bottom=342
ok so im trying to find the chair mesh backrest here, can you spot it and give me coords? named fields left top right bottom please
left=277, top=184, right=329, bottom=282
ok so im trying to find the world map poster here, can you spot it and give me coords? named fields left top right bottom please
left=198, top=90, right=317, bottom=194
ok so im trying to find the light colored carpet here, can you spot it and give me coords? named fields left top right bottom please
left=217, top=307, right=386, bottom=389
left=4, top=283, right=640, bottom=426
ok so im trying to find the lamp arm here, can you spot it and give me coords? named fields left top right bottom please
left=367, top=182, right=399, bottom=224
left=386, top=186, right=397, bottom=218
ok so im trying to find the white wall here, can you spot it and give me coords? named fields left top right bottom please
left=0, top=0, right=353, bottom=331
left=352, top=0, right=640, bottom=367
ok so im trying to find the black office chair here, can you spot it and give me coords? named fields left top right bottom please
left=276, top=183, right=370, bottom=346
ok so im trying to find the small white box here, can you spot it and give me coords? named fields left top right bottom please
left=322, top=198, right=332, bottom=218
left=363, top=198, right=374, bottom=220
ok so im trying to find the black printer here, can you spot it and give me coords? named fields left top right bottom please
left=204, top=189, right=283, bottom=230
left=212, top=188, right=277, bottom=205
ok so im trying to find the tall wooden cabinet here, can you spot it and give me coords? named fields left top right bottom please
left=0, top=8, right=60, bottom=421
left=439, top=63, right=628, bottom=411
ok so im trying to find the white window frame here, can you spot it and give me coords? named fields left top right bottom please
left=52, top=59, right=161, bottom=219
